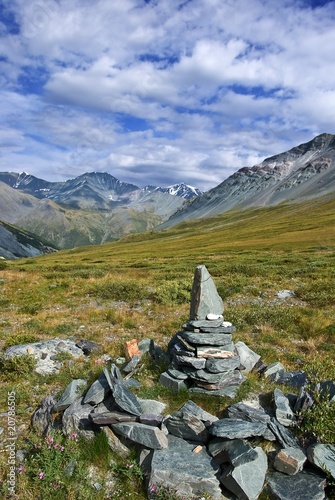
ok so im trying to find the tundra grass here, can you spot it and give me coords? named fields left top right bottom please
left=1, top=197, right=335, bottom=498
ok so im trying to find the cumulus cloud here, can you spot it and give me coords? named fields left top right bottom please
left=0, top=0, right=334, bottom=190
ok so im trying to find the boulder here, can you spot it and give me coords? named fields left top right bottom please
left=266, top=470, right=326, bottom=500
left=148, top=435, right=222, bottom=499
left=220, top=446, right=267, bottom=500
left=307, top=443, right=335, bottom=481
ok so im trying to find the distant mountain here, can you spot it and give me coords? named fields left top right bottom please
left=159, top=133, right=335, bottom=229
left=145, top=183, right=203, bottom=199
left=0, top=219, right=57, bottom=259
left=0, top=171, right=202, bottom=250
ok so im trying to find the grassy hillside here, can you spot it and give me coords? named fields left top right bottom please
left=1, top=196, right=335, bottom=498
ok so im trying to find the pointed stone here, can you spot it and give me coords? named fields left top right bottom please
left=234, top=341, right=261, bottom=373
left=112, top=381, right=143, bottom=417
left=274, top=388, right=296, bottom=427
left=83, top=372, right=111, bottom=405
left=190, top=265, right=224, bottom=320
left=54, top=379, right=87, bottom=412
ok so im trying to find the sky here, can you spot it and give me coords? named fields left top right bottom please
left=0, top=0, right=335, bottom=192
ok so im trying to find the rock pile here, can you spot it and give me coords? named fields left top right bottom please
left=31, top=362, right=334, bottom=499
left=159, top=265, right=258, bottom=397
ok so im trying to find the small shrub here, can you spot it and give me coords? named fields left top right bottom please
left=1, top=354, right=36, bottom=378
left=0, top=259, right=7, bottom=270
left=152, top=280, right=191, bottom=305
left=91, top=280, right=149, bottom=302
left=3, top=333, right=39, bottom=349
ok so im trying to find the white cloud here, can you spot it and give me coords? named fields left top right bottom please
left=0, top=0, right=334, bottom=191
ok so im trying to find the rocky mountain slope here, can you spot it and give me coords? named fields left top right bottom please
left=0, top=220, right=57, bottom=259
left=0, top=172, right=201, bottom=249
left=159, top=133, right=335, bottom=229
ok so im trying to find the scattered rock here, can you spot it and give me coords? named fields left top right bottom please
left=111, top=422, right=168, bottom=449
left=234, top=341, right=261, bottom=373
left=266, top=470, right=326, bottom=500
left=54, top=379, right=87, bottom=412
left=274, top=447, right=307, bottom=475
left=274, top=388, right=296, bottom=427
left=263, top=362, right=286, bottom=381
left=125, top=339, right=142, bottom=360
left=307, top=443, right=335, bottom=481
left=62, top=397, right=98, bottom=440
left=75, top=339, right=102, bottom=355
left=31, top=395, right=57, bottom=436
left=209, top=419, right=267, bottom=440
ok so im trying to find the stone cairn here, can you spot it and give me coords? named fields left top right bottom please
left=160, top=264, right=252, bottom=397
left=20, top=265, right=335, bottom=499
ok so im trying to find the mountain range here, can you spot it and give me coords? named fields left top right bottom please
left=1, top=132, right=335, bottom=258
left=159, top=133, right=335, bottom=229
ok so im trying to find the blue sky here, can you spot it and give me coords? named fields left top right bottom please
left=0, top=0, right=335, bottom=191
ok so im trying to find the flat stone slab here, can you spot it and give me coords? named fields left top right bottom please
left=189, top=385, right=240, bottom=398
left=220, top=446, right=267, bottom=500
left=164, top=411, right=209, bottom=443
left=112, top=381, right=143, bottom=417
left=179, top=400, right=218, bottom=424
left=159, top=372, right=188, bottom=392
left=149, top=435, right=222, bottom=499
left=138, top=398, right=167, bottom=415
left=167, top=366, right=189, bottom=380
left=192, top=371, right=246, bottom=391
left=274, top=447, right=306, bottom=475
left=189, top=265, right=224, bottom=321
left=178, top=330, right=233, bottom=346
left=173, top=354, right=206, bottom=369
left=197, top=345, right=235, bottom=358
left=206, top=356, right=240, bottom=373
left=227, top=402, right=275, bottom=441
left=209, top=438, right=258, bottom=465
left=89, top=411, right=138, bottom=425
left=266, top=470, right=326, bottom=500
left=111, top=422, right=168, bottom=449
left=307, top=443, right=335, bottom=480
left=209, top=419, right=267, bottom=439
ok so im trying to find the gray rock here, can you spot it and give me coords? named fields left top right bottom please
left=227, top=402, right=275, bottom=441
left=266, top=470, right=326, bottom=500
left=102, top=426, right=131, bottom=458
left=189, top=385, right=240, bottom=398
left=3, top=338, right=84, bottom=375
left=149, top=435, right=222, bottom=499
left=234, top=341, right=261, bottom=373
left=276, top=289, right=296, bottom=298
left=184, top=319, right=226, bottom=330
left=83, top=372, right=111, bottom=405
left=315, top=380, right=335, bottom=402
left=121, top=355, right=141, bottom=374
left=268, top=418, right=301, bottom=449
left=208, top=438, right=258, bottom=465
left=62, top=397, right=97, bottom=440
left=263, top=362, right=286, bottom=381
left=31, top=395, right=57, bottom=436
left=54, top=379, right=87, bottom=412
left=123, top=378, right=142, bottom=389
left=274, top=388, right=296, bottom=427
left=164, top=410, right=209, bottom=443
left=188, top=369, right=246, bottom=390
left=179, top=400, right=218, bottom=424
left=209, top=419, right=267, bottom=439
left=138, top=338, right=151, bottom=354
left=178, top=330, right=233, bottom=346
left=189, top=265, right=224, bottom=321
left=173, top=354, right=206, bottom=369
left=139, top=414, right=164, bottom=426
left=307, top=443, right=335, bottom=480
left=149, top=340, right=170, bottom=365
left=206, top=356, right=240, bottom=373
left=294, top=386, right=314, bottom=413
left=75, top=339, right=101, bottom=355
left=111, top=422, right=168, bottom=449
left=89, top=411, right=138, bottom=425
left=138, top=398, right=167, bottom=415
left=159, top=372, right=188, bottom=392
left=112, top=381, right=143, bottom=417
left=167, top=366, right=190, bottom=380
left=277, top=370, right=307, bottom=389
left=220, top=446, right=267, bottom=500
left=274, top=447, right=306, bottom=475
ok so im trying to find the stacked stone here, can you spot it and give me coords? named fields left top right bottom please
left=160, top=265, right=246, bottom=397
